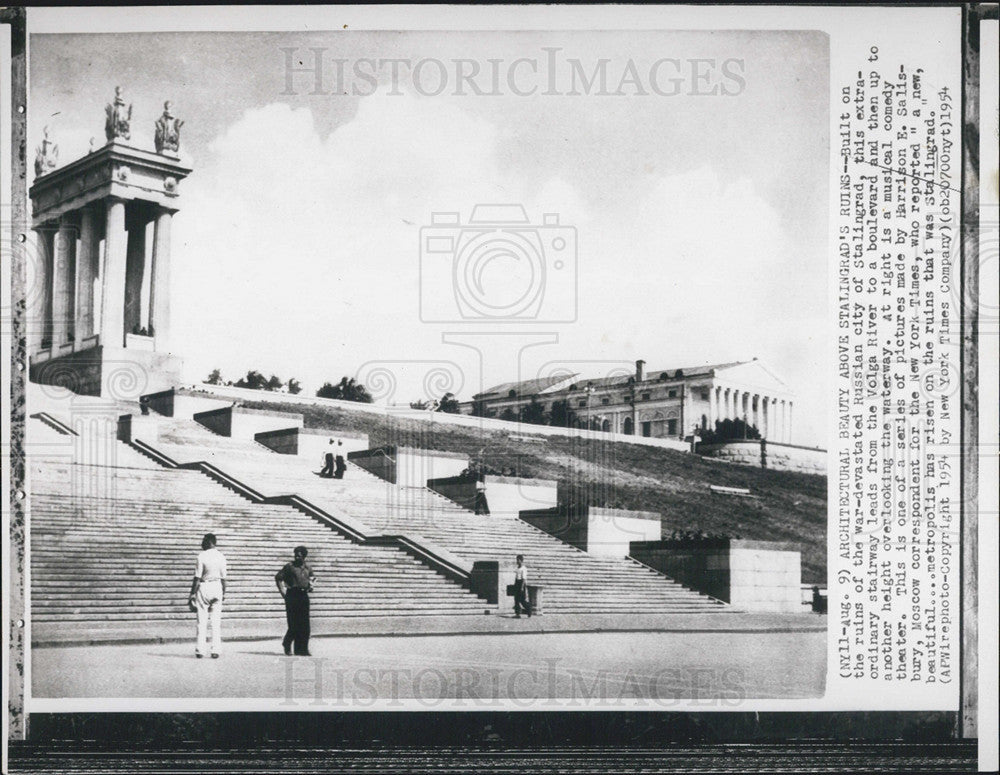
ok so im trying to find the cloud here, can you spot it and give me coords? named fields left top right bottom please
left=171, top=93, right=582, bottom=394
left=170, top=91, right=824, bottom=444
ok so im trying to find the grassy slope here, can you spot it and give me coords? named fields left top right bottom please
left=230, top=396, right=827, bottom=582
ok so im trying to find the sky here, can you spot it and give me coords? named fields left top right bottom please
left=30, top=30, right=829, bottom=445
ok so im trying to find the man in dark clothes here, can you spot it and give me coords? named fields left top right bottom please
left=319, top=440, right=335, bottom=478
left=275, top=545, right=316, bottom=655
left=513, top=554, right=531, bottom=618
left=333, top=441, right=346, bottom=479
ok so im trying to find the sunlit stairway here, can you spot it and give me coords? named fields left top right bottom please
left=144, top=417, right=726, bottom=614
left=28, top=421, right=492, bottom=637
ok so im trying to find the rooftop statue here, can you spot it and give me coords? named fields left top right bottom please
left=34, top=126, right=59, bottom=177
left=154, top=101, right=184, bottom=154
left=105, top=86, right=132, bottom=142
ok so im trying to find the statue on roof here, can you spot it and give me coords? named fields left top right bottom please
left=105, top=86, right=132, bottom=142
left=34, top=126, right=58, bottom=177
left=154, top=101, right=184, bottom=154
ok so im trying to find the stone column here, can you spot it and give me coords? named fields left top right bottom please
left=28, top=227, right=54, bottom=353
left=783, top=400, right=790, bottom=443
left=100, top=198, right=128, bottom=348
left=708, top=386, right=717, bottom=430
left=74, top=206, right=100, bottom=345
left=123, top=206, right=148, bottom=337
left=763, top=396, right=771, bottom=439
left=52, top=218, right=77, bottom=346
left=751, top=394, right=759, bottom=430
left=787, top=401, right=793, bottom=443
left=149, top=208, right=172, bottom=352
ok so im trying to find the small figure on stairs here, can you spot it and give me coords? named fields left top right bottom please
left=319, top=439, right=336, bottom=478
left=334, top=441, right=347, bottom=479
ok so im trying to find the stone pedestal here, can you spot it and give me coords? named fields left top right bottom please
left=29, top=343, right=182, bottom=400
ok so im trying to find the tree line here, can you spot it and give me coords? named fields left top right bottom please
left=203, top=370, right=463, bottom=411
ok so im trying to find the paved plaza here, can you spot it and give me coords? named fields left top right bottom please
left=33, top=615, right=826, bottom=703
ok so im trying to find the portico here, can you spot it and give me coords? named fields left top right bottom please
left=28, top=90, right=190, bottom=399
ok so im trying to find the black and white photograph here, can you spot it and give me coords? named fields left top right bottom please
left=20, top=23, right=833, bottom=707
left=1, top=3, right=994, bottom=772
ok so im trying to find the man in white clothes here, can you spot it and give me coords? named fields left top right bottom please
left=188, top=533, right=228, bottom=658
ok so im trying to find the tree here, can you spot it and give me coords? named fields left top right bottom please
left=499, top=407, right=518, bottom=422
left=265, top=374, right=284, bottom=392
left=316, top=376, right=374, bottom=403
left=205, top=368, right=223, bottom=385
left=699, top=418, right=760, bottom=444
left=287, top=378, right=302, bottom=395
left=234, top=370, right=268, bottom=390
left=410, top=399, right=430, bottom=410
left=519, top=397, right=548, bottom=426
left=549, top=399, right=575, bottom=428
left=437, top=392, right=461, bottom=414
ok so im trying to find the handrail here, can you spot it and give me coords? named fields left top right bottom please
left=126, top=436, right=484, bottom=598
left=30, top=412, right=79, bottom=436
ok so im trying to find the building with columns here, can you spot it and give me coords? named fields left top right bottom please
left=28, top=90, right=190, bottom=399
left=464, top=358, right=796, bottom=443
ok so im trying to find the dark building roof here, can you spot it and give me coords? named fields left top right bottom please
left=474, top=372, right=578, bottom=400
left=474, top=360, right=752, bottom=400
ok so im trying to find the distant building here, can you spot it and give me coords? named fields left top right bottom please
left=462, top=358, right=796, bottom=443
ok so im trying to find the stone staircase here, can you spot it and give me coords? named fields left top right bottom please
left=29, top=449, right=491, bottom=629
left=143, top=418, right=725, bottom=614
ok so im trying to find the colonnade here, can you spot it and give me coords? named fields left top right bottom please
left=707, top=385, right=792, bottom=443
left=30, top=199, right=173, bottom=355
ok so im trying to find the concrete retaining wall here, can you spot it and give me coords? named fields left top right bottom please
left=117, top=413, right=161, bottom=444
left=630, top=539, right=802, bottom=612
left=349, top=446, right=469, bottom=487
left=143, top=388, right=231, bottom=419
left=427, top=475, right=558, bottom=517
left=193, top=405, right=303, bottom=441
left=522, top=506, right=661, bottom=558
left=697, top=440, right=826, bottom=474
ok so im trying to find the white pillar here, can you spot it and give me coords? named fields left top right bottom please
left=28, top=227, right=53, bottom=353
left=150, top=208, right=172, bottom=352
left=52, top=218, right=77, bottom=346
left=708, top=386, right=717, bottom=430
left=787, top=401, right=793, bottom=443
left=75, top=206, right=100, bottom=346
left=100, top=198, right=128, bottom=348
